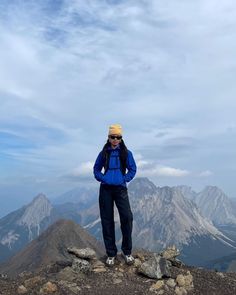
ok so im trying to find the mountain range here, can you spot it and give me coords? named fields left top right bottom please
left=1, top=177, right=236, bottom=268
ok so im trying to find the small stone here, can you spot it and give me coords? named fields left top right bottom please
left=157, top=290, right=165, bottom=295
left=161, top=246, right=180, bottom=259
left=176, top=274, right=185, bottom=287
left=128, top=266, right=136, bottom=274
left=68, top=284, right=81, bottom=293
left=116, top=272, right=124, bottom=277
left=93, top=267, right=107, bottom=273
left=113, top=278, right=122, bottom=284
left=17, top=285, right=28, bottom=294
left=175, top=286, right=187, bottom=295
left=58, top=281, right=81, bottom=293
left=166, top=278, right=176, bottom=288
left=216, top=272, right=225, bottom=278
left=149, top=280, right=164, bottom=291
left=164, top=285, right=169, bottom=291
left=92, top=261, right=105, bottom=268
left=18, top=271, right=32, bottom=278
left=134, top=258, right=142, bottom=268
left=184, top=273, right=193, bottom=287
left=40, top=281, right=58, bottom=294
left=136, top=253, right=145, bottom=262
left=24, top=276, right=43, bottom=288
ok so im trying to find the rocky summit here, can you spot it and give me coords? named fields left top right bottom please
left=0, top=245, right=236, bottom=295
left=0, top=219, right=104, bottom=277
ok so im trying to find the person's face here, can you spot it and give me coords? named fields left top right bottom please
left=108, top=134, right=122, bottom=148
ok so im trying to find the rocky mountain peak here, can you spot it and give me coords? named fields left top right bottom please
left=172, top=185, right=197, bottom=201
left=17, top=193, right=52, bottom=231
left=0, top=219, right=104, bottom=277
left=200, top=186, right=226, bottom=198
left=129, top=183, right=233, bottom=257
left=128, top=177, right=157, bottom=196
left=196, top=186, right=236, bottom=225
left=32, top=193, right=49, bottom=202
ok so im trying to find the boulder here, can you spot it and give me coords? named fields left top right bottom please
left=138, top=253, right=171, bottom=279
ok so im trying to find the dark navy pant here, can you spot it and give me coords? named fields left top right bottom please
left=99, top=184, right=133, bottom=257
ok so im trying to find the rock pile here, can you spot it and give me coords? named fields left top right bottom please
left=0, top=245, right=235, bottom=294
left=11, top=245, right=187, bottom=294
left=137, top=246, right=193, bottom=295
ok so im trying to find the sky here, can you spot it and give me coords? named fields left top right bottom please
left=0, top=0, right=236, bottom=215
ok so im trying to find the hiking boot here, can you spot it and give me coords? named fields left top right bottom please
left=105, top=256, right=116, bottom=266
left=123, top=254, right=135, bottom=265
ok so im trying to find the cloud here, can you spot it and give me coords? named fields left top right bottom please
left=72, top=161, right=94, bottom=177
left=198, top=170, right=213, bottom=177
left=136, top=154, right=190, bottom=177
left=139, top=165, right=190, bottom=177
left=0, top=0, right=235, bottom=200
left=136, top=159, right=149, bottom=169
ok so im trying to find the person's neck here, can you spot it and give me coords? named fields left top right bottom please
left=111, top=144, right=119, bottom=149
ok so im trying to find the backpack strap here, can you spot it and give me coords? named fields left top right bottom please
left=103, top=150, right=111, bottom=174
left=120, top=149, right=128, bottom=175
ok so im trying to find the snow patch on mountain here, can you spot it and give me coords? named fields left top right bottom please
left=1, top=231, right=20, bottom=249
left=17, top=194, right=52, bottom=240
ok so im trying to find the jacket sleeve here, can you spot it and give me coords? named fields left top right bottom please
left=93, top=151, right=105, bottom=182
left=124, top=150, right=137, bottom=182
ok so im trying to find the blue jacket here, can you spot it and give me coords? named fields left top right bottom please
left=93, top=145, right=137, bottom=186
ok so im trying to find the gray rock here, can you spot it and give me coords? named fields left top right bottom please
left=138, top=253, right=171, bottom=279
left=113, top=278, right=122, bottom=284
left=175, top=286, right=188, bottom=295
left=166, top=278, right=176, bottom=288
left=72, top=258, right=91, bottom=273
left=67, top=247, right=96, bottom=259
left=216, top=272, right=225, bottom=278
left=92, top=260, right=105, bottom=268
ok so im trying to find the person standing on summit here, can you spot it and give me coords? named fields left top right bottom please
left=93, top=124, right=137, bottom=266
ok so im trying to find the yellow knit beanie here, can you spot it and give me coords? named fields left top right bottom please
left=108, top=124, right=122, bottom=136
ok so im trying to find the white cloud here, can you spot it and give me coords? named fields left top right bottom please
left=139, top=164, right=190, bottom=177
left=136, top=160, right=149, bottom=169
left=198, top=170, right=213, bottom=177
left=72, top=161, right=94, bottom=177
left=137, top=159, right=191, bottom=177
